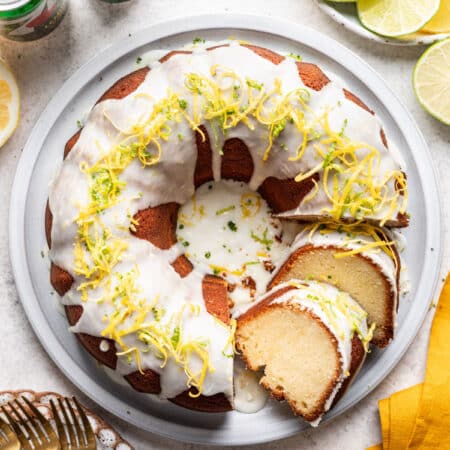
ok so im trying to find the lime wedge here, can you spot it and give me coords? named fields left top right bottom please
left=357, top=0, right=440, bottom=37
left=413, top=38, right=450, bottom=125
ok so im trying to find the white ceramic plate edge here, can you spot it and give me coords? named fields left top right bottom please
left=9, top=13, right=442, bottom=446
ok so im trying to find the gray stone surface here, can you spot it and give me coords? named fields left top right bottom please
left=0, top=1, right=448, bottom=449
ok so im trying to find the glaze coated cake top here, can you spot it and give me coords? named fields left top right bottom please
left=47, top=41, right=407, bottom=404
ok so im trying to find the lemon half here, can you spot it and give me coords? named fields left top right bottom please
left=0, top=58, right=19, bottom=148
left=422, top=1, right=450, bottom=34
left=357, top=0, right=440, bottom=38
left=413, top=38, right=450, bottom=125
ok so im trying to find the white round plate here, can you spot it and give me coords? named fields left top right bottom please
left=316, top=0, right=450, bottom=46
left=9, top=14, right=442, bottom=446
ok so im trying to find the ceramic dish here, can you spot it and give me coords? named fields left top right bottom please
left=9, top=14, right=442, bottom=446
left=316, top=1, right=450, bottom=46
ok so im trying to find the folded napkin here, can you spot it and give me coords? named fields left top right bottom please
left=367, top=273, right=450, bottom=450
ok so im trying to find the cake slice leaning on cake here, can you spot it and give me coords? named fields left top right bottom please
left=235, top=280, right=374, bottom=425
left=269, top=222, right=400, bottom=347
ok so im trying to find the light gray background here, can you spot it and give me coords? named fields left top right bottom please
left=0, top=1, right=448, bottom=449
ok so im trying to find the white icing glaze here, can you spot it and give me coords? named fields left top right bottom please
left=99, top=340, right=110, bottom=352
left=48, top=42, right=404, bottom=405
left=233, top=358, right=268, bottom=413
left=266, top=280, right=370, bottom=425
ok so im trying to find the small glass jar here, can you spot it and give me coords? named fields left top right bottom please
left=0, top=0, right=67, bottom=41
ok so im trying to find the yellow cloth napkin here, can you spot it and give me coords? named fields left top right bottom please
left=367, top=274, right=450, bottom=450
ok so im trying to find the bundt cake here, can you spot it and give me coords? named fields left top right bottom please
left=269, top=222, right=400, bottom=347
left=235, top=281, right=373, bottom=425
left=45, top=40, right=409, bottom=418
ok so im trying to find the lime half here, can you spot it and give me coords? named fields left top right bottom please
left=357, top=0, right=440, bottom=37
left=413, top=38, right=450, bottom=125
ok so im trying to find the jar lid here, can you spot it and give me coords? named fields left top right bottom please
left=0, top=0, right=38, bottom=13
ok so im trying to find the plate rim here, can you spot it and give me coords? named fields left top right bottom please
left=9, top=13, right=443, bottom=446
left=316, top=0, right=450, bottom=46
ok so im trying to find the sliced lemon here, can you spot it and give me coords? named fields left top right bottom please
left=357, top=0, right=440, bottom=37
left=413, top=38, right=450, bottom=125
left=422, top=1, right=450, bottom=34
left=0, top=58, right=19, bottom=148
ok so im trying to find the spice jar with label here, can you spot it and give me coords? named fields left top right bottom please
left=0, top=0, right=67, bottom=41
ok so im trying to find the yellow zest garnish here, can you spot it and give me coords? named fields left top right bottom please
left=295, top=112, right=407, bottom=225
left=254, top=79, right=310, bottom=161
left=178, top=194, right=203, bottom=226
left=304, top=221, right=398, bottom=271
left=222, top=319, right=237, bottom=358
left=240, top=192, right=261, bottom=218
left=301, top=177, right=319, bottom=204
left=100, top=270, right=220, bottom=396
left=209, top=264, right=246, bottom=277
left=288, top=280, right=374, bottom=351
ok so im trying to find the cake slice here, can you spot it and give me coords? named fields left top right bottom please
left=269, top=224, right=399, bottom=347
left=236, top=281, right=373, bottom=425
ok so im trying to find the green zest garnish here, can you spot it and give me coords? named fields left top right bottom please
left=339, top=118, right=348, bottom=137
left=204, top=251, right=211, bottom=259
left=246, top=78, right=263, bottom=91
left=233, top=84, right=240, bottom=100
left=250, top=228, right=273, bottom=250
left=287, top=52, right=302, bottom=61
left=152, top=306, right=166, bottom=322
left=193, top=37, right=205, bottom=44
left=171, top=326, right=180, bottom=346
left=323, top=149, right=335, bottom=168
left=178, top=99, right=188, bottom=110
left=216, top=205, right=236, bottom=215
left=136, top=56, right=142, bottom=64
left=272, top=118, right=287, bottom=138
left=227, top=221, right=238, bottom=232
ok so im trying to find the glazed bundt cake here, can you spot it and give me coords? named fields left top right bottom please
left=45, top=40, right=408, bottom=418
left=236, top=281, right=372, bottom=425
left=269, top=223, right=400, bottom=347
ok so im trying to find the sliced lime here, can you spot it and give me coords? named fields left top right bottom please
left=413, top=38, right=450, bottom=125
left=357, top=0, right=440, bottom=38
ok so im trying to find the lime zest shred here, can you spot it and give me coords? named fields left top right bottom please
left=250, top=227, right=273, bottom=250
left=216, top=205, right=236, bottom=215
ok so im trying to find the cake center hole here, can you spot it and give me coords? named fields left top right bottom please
left=177, top=180, right=297, bottom=311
